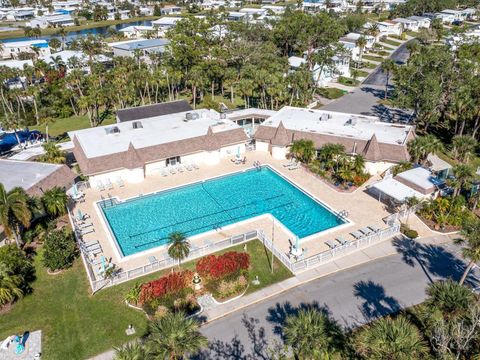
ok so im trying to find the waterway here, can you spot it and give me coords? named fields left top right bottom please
left=1, top=20, right=152, bottom=43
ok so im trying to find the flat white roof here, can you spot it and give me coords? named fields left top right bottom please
left=151, top=17, right=182, bottom=25
left=3, top=39, right=47, bottom=47
left=261, top=107, right=413, bottom=145
left=69, top=109, right=242, bottom=158
left=396, top=167, right=439, bottom=190
left=371, top=178, right=423, bottom=202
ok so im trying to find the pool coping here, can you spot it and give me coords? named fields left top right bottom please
left=93, top=164, right=353, bottom=263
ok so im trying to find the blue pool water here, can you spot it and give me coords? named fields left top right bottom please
left=101, top=167, right=345, bottom=256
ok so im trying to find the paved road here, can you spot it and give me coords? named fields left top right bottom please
left=363, top=40, right=412, bottom=86
left=195, top=238, right=479, bottom=359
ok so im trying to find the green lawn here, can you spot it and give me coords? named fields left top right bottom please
left=363, top=55, right=385, bottom=62
left=31, top=115, right=116, bottom=140
left=317, top=87, right=347, bottom=99
left=382, top=38, right=402, bottom=47
left=351, top=69, right=369, bottom=78
left=338, top=76, right=360, bottom=87
left=0, top=240, right=292, bottom=359
left=362, top=62, right=378, bottom=69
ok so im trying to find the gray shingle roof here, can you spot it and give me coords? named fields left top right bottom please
left=116, top=100, right=193, bottom=123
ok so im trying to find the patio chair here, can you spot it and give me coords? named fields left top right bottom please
left=78, top=227, right=95, bottom=235
left=178, top=164, right=185, bottom=173
left=283, top=159, right=296, bottom=167
left=96, top=180, right=105, bottom=191
left=77, top=222, right=93, bottom=229
left=105, top=178, right=114, bottom=190
left=336, top=236, right=348, bottom=246
left=350, top=230, right=364, bottom=239
left=288, top=163, right=300, bottom=170
left=325, top=240, right=337, bottom=249
left=169, top=166, right=177, bottom=174
left=368, top=225, right=381, bottom=233
left=81, top=244, right=102, bottom=255
left=161, top=167, right=168, bottom=177
left=81, top=239, right=100, bottom=248
left=204, top=239, right=213, bottom=247
left=185, top=163, right=193, bottom=171
left=359, top=227, right=373, bottom=236
left=116, top=176, right=125, bottom=188
left=192, top=163, right=200, bottom=170
left=148, top=255, right=158, bottom=264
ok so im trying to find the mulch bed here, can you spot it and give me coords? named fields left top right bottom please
left=419, top=217, right=460, bottom=233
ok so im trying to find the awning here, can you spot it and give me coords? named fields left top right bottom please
left=370, top=178, right=423, bottom=203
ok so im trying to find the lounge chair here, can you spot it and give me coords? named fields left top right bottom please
left=81, top=244, right=102, bottom=255
left=185, top=163, right=193, bottom=171
left=359, top=227, right=373, bottom=236
left=96, top=180, right=105, bottom=191
left=169, top=166, right=177, bottom=174
left=148, top=255, right=158, bottom=264
left=283, top=160, right=296, bottom=167
left=80, top=242, right=101, bottom=252
left=288, top=163, right=300, bottom=170
left=160, top=167, right=168, bottom=177
left=325, top=240, right=337, bottom=249
left=368, top=225, right=381, bottom=233
left=77, top=227, right=95, bottom=235
left=105, top=178, right=114, bottom=190
left=77, top=222, right=93, bottom=229
left=81, top=239, right=100, bottom=248
left=336, top=236, right=348, bottom=246
left=177, top=165, right=185, bottom=173
left=116, top=177, right=125, bottom=187
left=204, top=239, right=213, bottom=247
left=350, top=230, right=364, bottom=239
left=192, top=163, right=199, bottom=170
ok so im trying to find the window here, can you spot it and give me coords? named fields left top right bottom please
left=166, top=156, right=181, bottom=166
left=132, top=121, right=143, bottom=129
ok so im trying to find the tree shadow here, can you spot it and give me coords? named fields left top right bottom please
left=392, top=237, right=479, bottom=287
left=353, top=280, right=401, bottom=321
left=194, top=314, right=280, bottom=360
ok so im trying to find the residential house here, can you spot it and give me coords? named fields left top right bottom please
left=392, top=17, right=419, bottom=32
left=151, top=16, right=182, bottom=33
left=261, top=5, right=285, bottom=14
left=433, top=12, right=455, bottom=23
left=160, top=5, right=181, bottom=15
left=110, top=38, right=170, bottom=58
left=227, top=11, right=250, bottom=21
left=406, top=15, right=431, bottom=28
left=377, top=20, right=403, bottom=37
left=119, top=25, right=157, bottom=39
left=0, top=40, right=50, bottom=60
left=116, top=100, right=192, bottom=123
left=28, top=13, right=74, bottom=28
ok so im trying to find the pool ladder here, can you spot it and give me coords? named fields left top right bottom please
left=253, top=161, right=261, bottom=170
left=338, top=210, right=349, bottom=219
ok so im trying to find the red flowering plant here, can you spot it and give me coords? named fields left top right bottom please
left=138, top=270, right=193, bottom=306
left=196, top=252, right=250, bottom=280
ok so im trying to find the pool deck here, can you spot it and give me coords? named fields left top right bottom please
left=73, top=152, right=429, bottom=281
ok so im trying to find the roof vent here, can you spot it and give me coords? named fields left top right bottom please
left=105, top=126, right=120, bottom=135
left=319, top=113, right=329, bottom=121
left=220, top=113, right=226, bottom=119
left=184, top=112, right=200, bottom=122
left=132, top=121, right=143, bottom=129
left=345, top=117, right=357, bottom=126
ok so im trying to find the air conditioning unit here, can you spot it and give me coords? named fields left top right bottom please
left=184, top=112, right=200, bottom=121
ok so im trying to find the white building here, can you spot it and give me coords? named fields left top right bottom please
left=227, top=11, right=251, bottom=21
left=261, top=5, right=285, bottom=14
left=109, top=38, right=170, bottom=58
left=434, top=12, right=455, bottom=23
left=151, top=16, right=182, bottom=32
left=377, top=21, right=403, bottom=37
left=254, top=106, right=415, bottom=174
left=119, top=25, right=156, bottom=39
left=28, top=13, right=74, bottom=28
left=288, top=52, right=350, bottom=87
left=0, top=39, right=50, bottom=60
left=69, top=108, right=249, bottom=185
left=406, top=16, right=431, bottom=28
left=392, top=17, right=419, bottom=32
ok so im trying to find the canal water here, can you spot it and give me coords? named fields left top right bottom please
left=1, top=20, right=153, bottom=43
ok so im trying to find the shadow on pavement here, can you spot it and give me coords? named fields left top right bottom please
left=353, top=280, right=401, bottom=321
left=392, top=237, right=479, bottom=286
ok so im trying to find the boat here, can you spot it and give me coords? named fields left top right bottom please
left=0, top=128, right=43, bottom=153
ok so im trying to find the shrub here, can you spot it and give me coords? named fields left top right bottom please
left=215, top=274, right=249, bottom=299
left=42, top=229, right=78, bottom=271
left=138, top=270, right=192, bottom=306
left=400, top=223, right=418, bottom=239
left=0, top=245, right=35, bottom=293
left=196, top=252, right=250, bottom=280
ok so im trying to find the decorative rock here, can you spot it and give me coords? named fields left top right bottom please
left=125, top=325, right=136, bottom=336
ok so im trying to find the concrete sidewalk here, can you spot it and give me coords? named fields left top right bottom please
left=201, top=233, right=452, bottom=323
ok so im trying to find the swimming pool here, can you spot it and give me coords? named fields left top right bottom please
left=100, top=166, right=346, bottom=257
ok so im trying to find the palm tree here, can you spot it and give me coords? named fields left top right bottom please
left=356, top=36, right=368, bottom=65
left=351, top=154, right=366, bottom=174
left=283, top=308, right=345, bottom=360
left=0, top=263, right=23, bottom=306
left=451, top=164, right=474, bottom=197
left=38, top=142, right=66, bottom=164
left=0, top=184, right=31, bottom=248
left=456, top=218, right=480, bottom=285
left=145, top=312, right=208, bottom=360
left=451, top=135, right=477, bottom=163
left=355, top=315, right=429, bottom=359
left=114, top=341, right=146, bottom=360
left=367, top=23, right=380, bottom=40
left=407, top=135, right=444, bottom=164
left=319, top=143, right=345, bottom=171
left=289, top=139, right=316, bottom=164
left=425, top=280, right=475, bottom=319
left=42, top=187, right=68, bottom=217
left=381, top=59, right=395, bottom=100
left=167, top=232, right=190, bottom=268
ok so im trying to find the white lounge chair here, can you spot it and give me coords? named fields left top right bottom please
left=77, top=222, right=93, bottom=229
left=96, top=180, right=105, bottom=191
left=192, top=163, right=199, bottom=170
left=325, top=240, right=337, bottom=249
left=288, top=163, right=300, bottom=170
left=177, top=165, right=185, bottom=173
left=161, top=167, right=168, bottom=177
left=105, top=178, right=114, bottom=190
left=77, top=227, right=95, bottom=235
left=368, top=225, right=381, bottom=233
left=336, top=236, right=348, bottom=246
left=185, top=163, right=193, bottom=171
left=148, top=256, right=158, bottom=264
left=169, top=166, right=177, bottom=174
left=359, top=227, right=373, bottom=236
left=350, top=231, right=364, bottom=239
left=116, top=177, right=125, bottom=188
